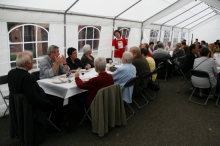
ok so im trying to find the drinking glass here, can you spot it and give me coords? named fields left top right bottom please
left=109, top=60, right=112, bottom=65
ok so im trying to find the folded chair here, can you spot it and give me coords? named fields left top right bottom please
left=79, top=84, right=126, bottom=137
left=188, top=70, right=213, bottom=106
left=132, top=72, right=151, bottom=109
left=0, top=75, right=9, bottom=117
left=154, top=59, right=168, bottom=82
left=121, top=76, right=139, bottom=121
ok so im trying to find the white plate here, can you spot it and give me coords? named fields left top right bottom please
left=52, top=78, right=68, bottom=84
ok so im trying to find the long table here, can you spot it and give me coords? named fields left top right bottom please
left=37, top=66, right=120, bottom=106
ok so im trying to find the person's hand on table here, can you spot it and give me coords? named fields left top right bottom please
left=85, top=64, right=91, bottom=69
left=75, top=71, right=79, bottom=78
left=70, top=70, right=76, bottom=73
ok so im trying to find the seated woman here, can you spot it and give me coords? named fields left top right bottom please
left=66, top=47, right=88, bottom=72
left=141, top=48, right=157, bottom=81
left=191, top=47, right=218, bottom=98
left=81, top=44, right=95, bottom=68
left=75, top=56, right=114, bottom=106
left=108, top=52, right=136, bottom=103
left=139, top=43, right=152, bottom=57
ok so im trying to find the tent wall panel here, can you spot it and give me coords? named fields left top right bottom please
left=142, top=29, right=151, bottom=44
left=0, top=22, right=10, bottom=76
left=66, top=24, right=78, bottom=54
left=127, top=28, right=141, bottom=48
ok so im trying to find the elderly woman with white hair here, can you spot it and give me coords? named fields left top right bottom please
left=81, top=44, right=95, bottom=68
left=75, top=56, right=114, bottom=106
left=108, top=51, right=136, bottom=103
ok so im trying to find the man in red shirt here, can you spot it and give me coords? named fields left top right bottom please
left=112, top=30, right=127, bottom=59
left=75, top=57, right=114, bottom=106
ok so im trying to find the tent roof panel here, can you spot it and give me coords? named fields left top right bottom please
left=0, top=0, right=77, bottom=11
left=165, top=2, right=209, bottom=26
left=68, top=0, right=138, bottom=18
left=154, top=0, right=201, bottom=24
left=176, top=8, right=213, bottom=27
left=118, top=0, right=178, bottom=22
left=185, top=12, right=216, bottom=28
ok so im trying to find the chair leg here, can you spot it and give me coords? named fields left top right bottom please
left=143, top=89, right=157, bottom=100
left=124, top=102, right=135, bottom=121
left=47, top=111, right=61, bottom=132
left=188, top=88, right=211, bottom=106
left=3, top=107, right=8, bottom=118
left=177, top=81, right=190, bottom=93
left=79, top=107, right=91, bottom=126
left=133, top=92, right=149, bottom=109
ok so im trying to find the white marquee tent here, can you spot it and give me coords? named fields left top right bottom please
left=0, top=0, right=220, bottom=115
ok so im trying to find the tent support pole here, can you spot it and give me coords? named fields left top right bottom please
left=140, top=22, right=143, bottom=44
left=159, top=25, right=162, bottom=41
left=64, top=0, right=79, bottom=56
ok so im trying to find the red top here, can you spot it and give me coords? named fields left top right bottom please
left=75, top=72, right=114, bottom=106
left=112, top=37, right=127, bottom=58
left=147, top=52, right=152, bottom=57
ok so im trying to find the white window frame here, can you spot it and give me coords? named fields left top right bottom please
left=78, top=26, right=100, bottom=54
left=8, top=24, right=49, bottom=70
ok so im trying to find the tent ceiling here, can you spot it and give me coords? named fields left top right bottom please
left=153, top=0, right=220, bottom=29
left=0, top=0, right=219, bottom=29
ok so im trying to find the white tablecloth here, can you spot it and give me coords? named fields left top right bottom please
left=37, top=68, right=115, bottom=106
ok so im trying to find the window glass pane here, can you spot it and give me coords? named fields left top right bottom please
left=37, top=42, right=48, bottom=57
left=24, top=43, right=36, bottom=58
left=93, top=40, right=99, bottom=51
left=78, top=40, right=85, bottom=53
left=10, top=44, right=23, bottom=54
left=31, top=59, right=37, bottom=70
left=86, top=40, right=93, bottom=49
left=24, top=25, right=36, bottom=42
left=9, top=27, right=23, bottom=43
left=86, top=27, right=94, bottom=39
left=94, top=28, right=100, bottom=39
left=37, top=27, right=48, bottom=41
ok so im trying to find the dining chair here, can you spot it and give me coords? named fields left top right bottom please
left=154, top=59, right=168, bottom=82
left=0, top=75, right=9, bottom=117
left=121, top=76, right=138, bottom=121
left=188, top=70, right=214, bottom=106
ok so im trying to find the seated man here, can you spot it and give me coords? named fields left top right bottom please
left=39, top=45, right=68, bottom=79
left=191, top=47, right=218, bottom=98
left=152, top=43, right=172, bottom=77
left=108, top=51, right=136, bottom=103
left=75, top=56, right=114, bottom=106
left=129, top=46, right=150, bottom=96
left=7, top=51, right=68, bottom=141
left=172, top=43, right=185, bottom=59
left=66, top=47, right=87, bottom=72
left=181, top=44, right=199, bottom=73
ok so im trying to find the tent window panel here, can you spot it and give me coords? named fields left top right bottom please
left=173, top=32, right=179, bottom=47
left=118, top=27, right=130, bottom=43
left=8, top=23, right=49, bottom=70
left=181, top=32, right=186, bottom=41
left=163, top=30, right=170, bottom=46
left=24, top=25, right=36, bottom=42
left=78, top=25, right=101, bottom=53
left=37, top=42, right=48, bottom=57
left=150, top=30, right=159, bottom=44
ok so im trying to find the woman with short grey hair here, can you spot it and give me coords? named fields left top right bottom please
left=81, top=44, right=95, bottom=68
left=75, top=56, right=114, bottom=106
left=108, top=51, right=136, bottom=103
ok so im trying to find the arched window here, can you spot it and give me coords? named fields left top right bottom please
left=118, top=27, right=130, bottom=42
left=8, top=23, right=49, bottom=69
left=78, top=25, right=101, bottom=53
left=163, top=30, right=170, bottom=46
left=149, top=30, right=159, bottom=44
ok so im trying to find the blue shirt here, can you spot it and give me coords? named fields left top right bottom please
left=39, top=55, right=67, bottom=79
left=112, top=63, right=136, bottom=103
